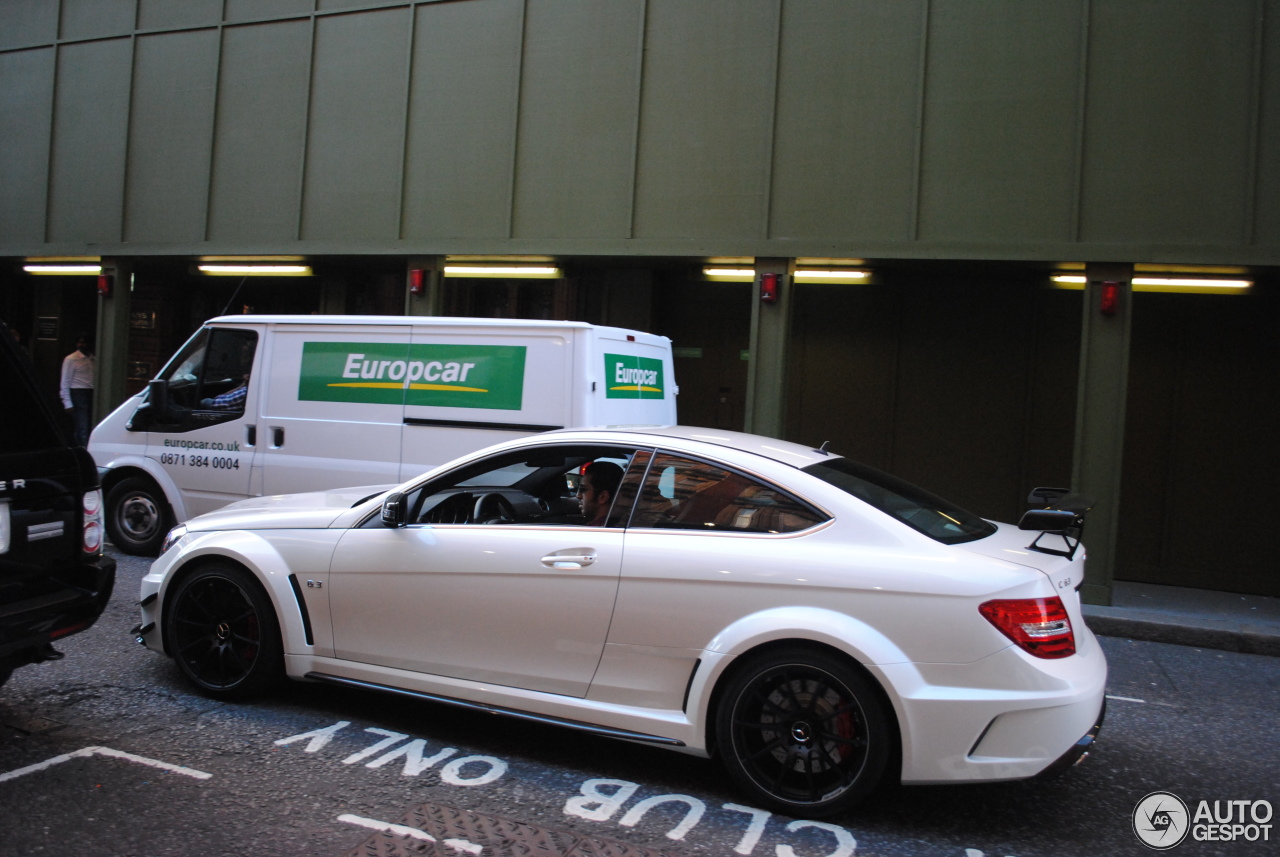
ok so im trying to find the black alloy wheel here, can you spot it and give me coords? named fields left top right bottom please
left=166, top=563, right=282, bottom=700
left=716, top=648, right=891, bottom=817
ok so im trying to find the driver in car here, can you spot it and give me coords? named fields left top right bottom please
left=578, top=461, right=624, bottom=526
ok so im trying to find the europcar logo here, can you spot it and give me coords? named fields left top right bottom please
left=299, top=342, right=526, bottom=410
left=605, top=353, right=664, bottom=399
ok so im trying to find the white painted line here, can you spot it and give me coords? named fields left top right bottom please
left=1106, top=695, right=1147, bottom=703
left=0, top=746, right=212, bottom=784
left=337, top=814, right=483, bottom=854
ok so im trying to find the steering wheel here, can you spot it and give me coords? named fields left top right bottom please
left=472, top=492, right=517, bottom=524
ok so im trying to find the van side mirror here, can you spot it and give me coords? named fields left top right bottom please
left=381, top=492, right=407, bottom=528
left=127, top=379, right=173, bottom=431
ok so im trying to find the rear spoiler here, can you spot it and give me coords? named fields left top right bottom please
left=1018, top=487, right=1094, bottom=560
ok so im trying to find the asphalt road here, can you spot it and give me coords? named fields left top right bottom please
left=1, top=548, right=1276, bottom=857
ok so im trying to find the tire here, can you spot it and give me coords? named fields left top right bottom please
left=0, top=667, right=11, bottom=689
left=716, top=647, right=892, bottom=818
left=106, top=476, right=172, bottom=556
left=165, top=563, right=283, bottom=700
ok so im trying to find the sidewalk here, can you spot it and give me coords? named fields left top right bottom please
left=1083, top=581, right=1280, bottom=657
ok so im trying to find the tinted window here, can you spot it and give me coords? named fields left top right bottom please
left=629, top=453, right=826, bottom=534
left=803, top=457, right=995, bottom=544
left=1, top=348, right=64, bottom=453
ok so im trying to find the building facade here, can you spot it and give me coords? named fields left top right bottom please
left=2, top=0, right=1278, bottom=599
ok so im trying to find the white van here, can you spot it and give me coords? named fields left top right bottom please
left=90, top=315, right=677, bottom=555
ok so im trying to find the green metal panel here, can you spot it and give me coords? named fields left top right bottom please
left=125, top=30, right=219, bottom=243
left=1079, top=0, right=1257, bottom=245
left=0, top=48, right=54, bottom=243
left=59, top=0, right=135, bottom=41
left=917, top=0, right=1084, bottom=243
left=225, top=0, right=315, bottom=23
left=208, top=20, right=312, bottom=242
left=512, top=0, right=644, bottom=240
left=137, top=0, right=222, bottom=31
left=402, top=0, right=523, bottom=241
left=632, top=0, right=780, bottom=241
left=301, top=7, right=411, bottom=241
left=770, top=0, right=923, bottom=242
left=0, top=0, right=58, bottom=50
left=46, top=38, right=132, bottom=244
left=1256, top=0, right=1280, bottom=245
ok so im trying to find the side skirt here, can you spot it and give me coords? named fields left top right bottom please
left=304, top=671, right=686, bottom=747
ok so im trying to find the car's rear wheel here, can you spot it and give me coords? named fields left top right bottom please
left=0, top=667, right=11, bottom=689
left=716, top=647, right=891, bottom=817
left=105, top=476, right=172, bottom=556
left=166, top=563, right=282, bottom=700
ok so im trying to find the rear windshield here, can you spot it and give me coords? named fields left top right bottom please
left=0, top=337, right=64, bottom=453
left=803, top=457, right=996, bottom=544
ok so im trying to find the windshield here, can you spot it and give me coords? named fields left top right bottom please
left=803, top=457, right=995, bottom=544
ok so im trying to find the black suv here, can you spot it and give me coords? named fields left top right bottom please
left=0, top=320, right=115, bottom=688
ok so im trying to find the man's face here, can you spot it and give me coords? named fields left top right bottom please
left=578, top=473, right=606, bottom=520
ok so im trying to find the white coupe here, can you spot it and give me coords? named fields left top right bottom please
left=136, top=426, right=1107, bottom=817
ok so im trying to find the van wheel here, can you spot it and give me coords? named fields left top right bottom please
left=106, top=477, right=172, bottom=556
left=166, top=563, right=283, bottom=700
left=715, top=647, right=891, bottom=817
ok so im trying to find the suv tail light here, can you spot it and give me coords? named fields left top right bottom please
left=979, top=596, right=1076, bottom=659
left=83, top=489, right=104, bottom=554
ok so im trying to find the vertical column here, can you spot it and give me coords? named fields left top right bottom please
left=1072, top=262, right=1133, bottom=606
left=94, top=257, right=133, bottom=424
left=743, top=257, right=795, bottom=438
left=404, top=256, right=444, bottom=316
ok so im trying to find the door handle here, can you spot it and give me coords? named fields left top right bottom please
left=271, top=426, right=284, bottom=448
left=541, top=551, right=597, bottom=569
left=246, top=424, right=256, bottom=447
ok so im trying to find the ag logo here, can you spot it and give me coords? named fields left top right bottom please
left=1134, top=791, right=1190, bottom=850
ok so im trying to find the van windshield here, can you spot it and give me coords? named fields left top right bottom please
left=803, top=457, right=995, bottom=545
left=1, top=334, right=64, bottom=453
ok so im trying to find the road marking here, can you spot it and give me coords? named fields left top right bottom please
left=0, top=746, right=212, bottom=784
left=337, top=814, right=482, bottom=854
left=1107, top=694, right=1147, bottom=703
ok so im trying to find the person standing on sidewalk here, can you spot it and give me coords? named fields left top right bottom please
left=60, top=333, right=95, bottom=446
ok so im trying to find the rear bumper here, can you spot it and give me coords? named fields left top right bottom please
left=1035, top=697, right=1106, bottom=779
left=0, top=555, right=116, bottom=671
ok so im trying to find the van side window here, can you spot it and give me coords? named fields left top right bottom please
left=629, top=453, right=827, bottom=534
left=157, top=329, right=257, bottom=418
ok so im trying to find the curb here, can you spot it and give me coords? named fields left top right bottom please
left=1083, top=607, right=1280, bottom=657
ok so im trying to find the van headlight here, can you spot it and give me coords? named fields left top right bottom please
left=160, top=524, right=188, bottom=555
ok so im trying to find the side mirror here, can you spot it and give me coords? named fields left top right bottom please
left=127, top=379, right=172, bottom=431
left=381, top=492, right=407, bottom=528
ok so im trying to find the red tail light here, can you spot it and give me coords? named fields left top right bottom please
left=979, top=596, right=1076, bottom=659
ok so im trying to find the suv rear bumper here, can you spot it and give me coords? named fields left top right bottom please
left=0, top=555, right=116, bottom=672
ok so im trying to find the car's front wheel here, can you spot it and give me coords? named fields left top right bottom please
left=166, top=563, right=283, bottom=700
left=105, top=476, right=172, bottom=556
left=716, top=647, right=892, bottom=817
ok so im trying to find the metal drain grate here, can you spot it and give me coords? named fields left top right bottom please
left=343, top=802, right=682, bottom=857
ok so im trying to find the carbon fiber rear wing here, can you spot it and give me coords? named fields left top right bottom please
left=1018, top=487, right=1094, bottom=560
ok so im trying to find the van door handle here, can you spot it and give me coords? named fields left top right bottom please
left=541, top=550, right=597, bottom=569
left=271, top=427, right=284, bottom=448
left=246, top=424, right=256, bottom=446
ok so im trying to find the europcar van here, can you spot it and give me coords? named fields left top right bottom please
left=90, top=315, right=677, bottom=555
left=1, top=320, right=116, bottom=688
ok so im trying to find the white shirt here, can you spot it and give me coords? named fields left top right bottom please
left=60, top=349, right=94, bottom=408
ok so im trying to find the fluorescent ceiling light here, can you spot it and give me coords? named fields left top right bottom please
left=1051, top=274, right=1251, bottom=293
left=443, top=265, right=561, bottom=279
left=199, top=265, right=312, bottom=276
left=794, top=269, right=871, bottom=284
left=24, top=264, right=102, bottom=275
left=703, top=268, right=756, bottom=281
